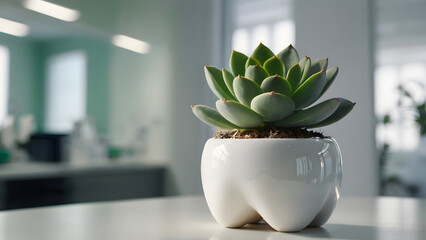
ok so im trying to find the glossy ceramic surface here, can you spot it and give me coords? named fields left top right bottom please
left=201, top=138, right=342, bottom=232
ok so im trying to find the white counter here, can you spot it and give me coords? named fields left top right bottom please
left=0, top=196, right=425, bottom=239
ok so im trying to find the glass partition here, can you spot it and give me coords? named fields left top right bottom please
left=375, top=0, right=426, bottom=197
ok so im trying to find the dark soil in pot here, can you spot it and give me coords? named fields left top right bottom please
left=214, top=127, right=327, bottom=139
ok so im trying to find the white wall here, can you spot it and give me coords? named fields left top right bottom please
left=294, top=0, right=378, bottom=196
left=109, top=0, right=219, bottom=195
left=166, top=0, right=221, bottom=195
left=108, top=0, right=174, bottom=162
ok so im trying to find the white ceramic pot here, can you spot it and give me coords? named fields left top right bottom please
left=201, top=138, right=342, bottom=232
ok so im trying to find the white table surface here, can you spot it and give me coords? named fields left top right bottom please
left=0, top=196, right=425, bottom=240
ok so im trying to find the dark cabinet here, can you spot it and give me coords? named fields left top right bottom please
left=0, top=164, right=165, bottom=210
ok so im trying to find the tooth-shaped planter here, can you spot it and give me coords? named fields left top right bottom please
left=201, top=138, right=342, bottom=232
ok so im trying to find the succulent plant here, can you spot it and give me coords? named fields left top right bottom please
left=192, top=43, right=355, bottom=131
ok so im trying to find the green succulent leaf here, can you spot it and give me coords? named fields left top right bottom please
left=307, top=98, right=355, bottom=128
left=286, top=64, right=302, bottom=92
left=193, top=44, right=355, bottom=130
left=308, top=58, right=328, bottom=77
left=299, top=57, right=307, bottom=72
left=245, top=57, right=262, bottom=69
left=245, top=65, right=270, bottom=85
left=300, top=57, right=311, bottom=83
left=233, top=76, right=263, bottom=106
left=230, top=51, right=248, bottom=77
left=264, top=56, right=285, bottom=77
left=274, top=98, right=341, bottom=127
left=251, top=92, right=295, bottom=122
left=191, top=105, right=239, bottom=130
left=251, top=43, right=275, bottom=66
left=216, top=99, right=263, bottom=128
left=277, top=44, right=299, bottom=75
left=317, top=67, right=339, bottom=99
left=260, top=75, right=292, bottom=96
left=292, top=70, right=326, bottom=109
left=222, top=68, right=236, bottom=96
left=204, top=66, right=237, bottom=101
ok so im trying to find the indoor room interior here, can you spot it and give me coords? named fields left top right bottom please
left=0, top=0, right=425, bottom=239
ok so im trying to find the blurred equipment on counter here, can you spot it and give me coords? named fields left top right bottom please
left=28, top=133, right=70, bottom=163
left=70, top=118, right=107, bottom=165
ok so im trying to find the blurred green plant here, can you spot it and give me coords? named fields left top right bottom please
left=383, top=83, right=426, bottom=135
left=192, top=43, right=355, bottom=131
left=379, top=81, right=426, bottom=195
left=397, top=85, right=426, bottom=135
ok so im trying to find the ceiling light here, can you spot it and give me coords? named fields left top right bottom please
left=23, top=0, right=80, bottom=22
left=112, top=35, right=151, bottom=54
left=0, top=17, right=29, bottom=37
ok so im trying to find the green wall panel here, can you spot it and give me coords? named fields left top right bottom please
left=0, top=33, right=44, bottom=130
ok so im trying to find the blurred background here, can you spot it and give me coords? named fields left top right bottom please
left=0, top=0, right=424, bottom=210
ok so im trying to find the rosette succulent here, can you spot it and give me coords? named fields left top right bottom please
left=192, top=43, right=355, bottom=130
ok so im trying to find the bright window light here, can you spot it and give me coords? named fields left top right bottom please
left=232, top=28, right=249, bottom=55
left=0, top=46, right=9, bottom=126
left=230, top=0, right=295, bottom=56
left=112, top=35, right=151, bottom=54
left=0, top=17, right=29, bottom=37
left=251, top=24, right=270, bottom=51
left=374, top=66, right=399, bottom=117
left=272, top=20, right=295, bottom=53
left=45, top=51, right=87, bottom=133
left=23, top=0, right=80, bottom=22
